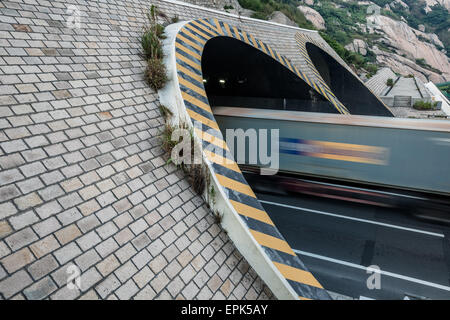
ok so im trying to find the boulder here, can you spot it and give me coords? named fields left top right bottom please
left=268, top=11, right=298, bottom=27
left=297, top=5, right=326, bottom=30
left=366, top=14, right=449, bottom=82
left=345, top=39, right=369, bottom=56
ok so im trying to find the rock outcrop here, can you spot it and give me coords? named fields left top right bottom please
left=391, top=0, right=409, bottom=10
left=367, top=14, right=450, bottom=82
left=297, top=5, right=326, bottom=30
left=345, top=39, right=369, bottom=56
left=268, top=11, right=298, bottom=27
left=372, top=46, right=445, bottom=83
left=424, top=0, right=450, bottom=12
left=302, top=0, right=315, bottom=6
left=178, top=0, right=253, bottom=16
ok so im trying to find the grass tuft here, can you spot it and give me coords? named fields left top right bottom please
left=141, top=5, right=167, bottom=91
left=145, top=58, right=167, bottom=91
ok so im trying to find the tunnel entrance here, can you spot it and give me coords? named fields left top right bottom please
left=305, top=42, right=393, bottom=117
left=201, top=37, right=339, bottom=114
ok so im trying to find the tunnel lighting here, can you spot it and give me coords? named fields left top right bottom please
left=219, top=79, right=226, bottom=84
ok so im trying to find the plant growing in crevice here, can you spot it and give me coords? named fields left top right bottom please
left=142, top=6, right=164, bottom=59
left=214, top=210, right=223, bottom=225
left=142, top=5, right=167, bottom=91
left=152, top=6, right=180, bottom=26
left=158, top=104, right=173, bottom=120
left=188, top=163, right=207, bottom=196
left=209, top=184, right=216, bottom=207
left=145, top=58, right=167, bottom=91
left=142, top=7, right=219, bottom=216
left=160, top=123, right=177, bottom=155
left=159, top=122, right=209, bottom=198
left=159, top=120, right=227, bottom=232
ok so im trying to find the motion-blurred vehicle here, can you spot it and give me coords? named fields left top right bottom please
left=214, top=107, right=450, bottom=223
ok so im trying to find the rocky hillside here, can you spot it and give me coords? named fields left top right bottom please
left=425, top=0, right=449, bottom=13
left=314, top=0, right=450, bottom=82
left=302, top=0, right=450, bottom=82
left=365, top=14, right=449, bottom=82
left=181, top=0, right=449, bottom=82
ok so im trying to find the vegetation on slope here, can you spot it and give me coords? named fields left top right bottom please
left=319, top=31, right=378, bottom=77
left=237, top=0, right=315, bottom=29
left=237, top=0, right=379, bottom=75
left=237, top=0, right=448, bottom=77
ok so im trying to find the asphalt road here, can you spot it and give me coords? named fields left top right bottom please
left=255, top=191, right=450, bottom=300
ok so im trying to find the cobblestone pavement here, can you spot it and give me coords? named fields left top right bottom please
left=0, top=0, right=274, bottom=300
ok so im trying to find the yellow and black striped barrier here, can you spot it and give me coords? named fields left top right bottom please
left=174, top=18, right=331, bottom=300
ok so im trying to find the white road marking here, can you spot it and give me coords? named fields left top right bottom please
left=359, top=296, right=375, bottom=300
left=259, top=199, right=444, bottom=238
left=294, top=249, right=450, bottom=292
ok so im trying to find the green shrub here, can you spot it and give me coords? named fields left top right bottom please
left=238, top=0, right=263, bottom=12
left=142, top=5, right=167, bottom=91
left=142, top=6, right=165, bottom=59
left=386, top=78, right=394, bottom=87
left=251, top=11, right=268, bottom=20
left=141, top=29, right=163, bottom=59
left=415, top=58, right=443, bottom=75
left=156, top=24, right=166, bottom=39
left=413, top=100, right=438, bottom=110
left=366, top=64, right=378, bottom=74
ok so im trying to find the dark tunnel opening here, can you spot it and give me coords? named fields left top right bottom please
left=305, top=42, right=393, bottom=117
left=201, top=36, right=339, bottom=114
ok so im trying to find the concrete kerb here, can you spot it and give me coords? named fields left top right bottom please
left=159, top=21, right=188, bottom=127
left=158, top=21, right=300, bottom=300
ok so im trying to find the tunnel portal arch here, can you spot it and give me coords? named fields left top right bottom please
left=173, top=18, right=332, bottom=301
left=175, top=19, right=349, bottom=116
left=295, top=33, right=394, bottom=117
left=201, top=36, right=339, bottom=114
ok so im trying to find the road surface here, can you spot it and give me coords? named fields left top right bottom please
left=255, top=191, right=450, bottom=300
